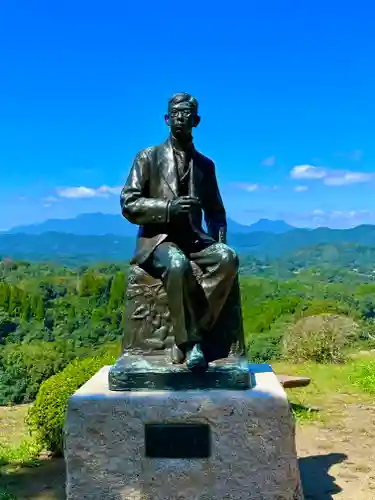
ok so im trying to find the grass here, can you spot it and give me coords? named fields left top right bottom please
left=0, top=405, right=41, bottom=466
left=290, top=402, right=321, bottom=423
left=0, top=406, right=29, bottom=448
left=349, top=359, right=375, bottom=394
left=0, top=405, right=43, bottom=499
left=0, top=439, right=42, bottom=468
left=273, top=357, right=375, bottom=425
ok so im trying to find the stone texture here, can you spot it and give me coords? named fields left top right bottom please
left=108, top=354, right=251, bottom=391
left=65, top=364, right=303, bottom=500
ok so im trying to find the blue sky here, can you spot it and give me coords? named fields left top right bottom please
left=1, top=0, right=375, bottom=230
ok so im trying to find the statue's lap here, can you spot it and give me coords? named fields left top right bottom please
left=122, top=262, right=244, bottom=362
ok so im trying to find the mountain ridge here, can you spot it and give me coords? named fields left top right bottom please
left=4, top=213, right=295, bottom=236
left=1, top=223, right=375, bottom=266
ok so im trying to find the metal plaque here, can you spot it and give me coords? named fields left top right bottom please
left=145, top=423, right=211, bottom=458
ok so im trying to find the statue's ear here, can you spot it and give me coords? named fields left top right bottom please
left=164, top=114, right=170, bottom=126
left=193, top=115, right=201, bottom=127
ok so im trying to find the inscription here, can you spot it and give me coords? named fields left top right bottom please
left=145, top=423, right=211, bottom=458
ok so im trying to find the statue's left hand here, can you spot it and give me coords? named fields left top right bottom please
left=169, top=196, right=201, bottom=219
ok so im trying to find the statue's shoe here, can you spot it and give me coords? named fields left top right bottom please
left=171, top=344, right=185, bottom=364
left=186, top=344, right=208, bottom=372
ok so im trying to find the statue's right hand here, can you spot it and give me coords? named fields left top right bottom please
left=169, top=196, right=200, bottom=217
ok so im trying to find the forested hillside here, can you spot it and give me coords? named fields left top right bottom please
left=240, top=242, right=375, bottom=281
left=1, top=257, right=375, bottom=405
left=3, top=229, right=375, bottom=276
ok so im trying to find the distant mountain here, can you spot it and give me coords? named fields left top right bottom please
left=6, top=213, right=137, bottom=237
left=0, top=232, right=135, bottom=265
left=241, top=218, right=294, bottom=234
left=2, top=224, right=375, bottom=265
left=6, top=213, right=294, bottom=236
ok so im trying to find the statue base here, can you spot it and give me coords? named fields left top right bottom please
left=108, top=354, right=252, bottom=391
left=64, top=365, right=303, bottom=499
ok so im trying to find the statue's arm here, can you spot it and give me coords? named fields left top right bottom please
left=120, top=149, right=170, bottom=225
left=203, top=161, right=227, bottom=244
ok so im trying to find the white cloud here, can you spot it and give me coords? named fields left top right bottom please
left=324, top=172, right=373, bottom=185
left=290, top=164, right=373, bottom=186
left=306, top=209, right=373, bottom=227
left=57, top=187, right=97, bottom=198
left=230, top=183, right=281, bottom=192
left=261, top=156, right=276, bottom=167
left=328, top=209, right=371, bottom=220
left=231, top=182, right=259, bottom=192
left=239, top=208, right=374, bottom=229
left=56, top=185, right=122, bottom=199
left=294, top=185, right=308, bottom=192
left=311, top=209, right=325, bottom=216
left=97, top=185, right=122, bottom=195
left=290, top=165, right=327, bottom=180
left=245, top=184, right=259, bottom=192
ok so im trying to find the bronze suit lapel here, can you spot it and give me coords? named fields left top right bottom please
left=190, top=149, right=203, bottom=198
left=158, top=139, right=178, bottom=197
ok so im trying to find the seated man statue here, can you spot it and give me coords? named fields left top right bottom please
left=120, top=92, right=243, bottom=372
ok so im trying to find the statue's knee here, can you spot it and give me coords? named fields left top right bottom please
left=218, top=245, right=239, bottom=273
left=168, top=251, right=190, bottom=276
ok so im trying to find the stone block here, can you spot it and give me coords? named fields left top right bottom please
left=64, top=364, right=303, bottom=500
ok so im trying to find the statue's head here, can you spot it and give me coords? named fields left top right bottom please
left=165, top=93, right=200, bottom=136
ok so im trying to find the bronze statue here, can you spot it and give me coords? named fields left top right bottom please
left=119, top=93, right=245, bottom=373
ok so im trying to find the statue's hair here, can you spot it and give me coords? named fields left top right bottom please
left=167, top=93, right=198, bottom=113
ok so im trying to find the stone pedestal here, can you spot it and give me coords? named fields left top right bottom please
left=64, top=364, right=303, bottom=500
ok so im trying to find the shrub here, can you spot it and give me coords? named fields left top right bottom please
left=247, top=315, right=294, bottom=363
left=283, top=313, right=358, bottom=364
left=0, top=437, right=42, bottom=467
left=349, top=360, right=375, bottom=394
left=247, top=332, right=283, bottom=362
left=26, top=342, right=120, bottom=456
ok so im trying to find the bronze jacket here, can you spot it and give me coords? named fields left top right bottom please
left=120, top=137, right=227, bottom=264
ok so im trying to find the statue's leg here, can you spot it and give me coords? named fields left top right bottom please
left=190, top=243, right=239, bottom=331
left=140, top=242, right=208, bottom=350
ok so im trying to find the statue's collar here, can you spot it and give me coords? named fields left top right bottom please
left=169, top=134, right=194, bottom=153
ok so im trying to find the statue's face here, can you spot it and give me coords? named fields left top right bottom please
left=165, top=101, right=200, bottom=135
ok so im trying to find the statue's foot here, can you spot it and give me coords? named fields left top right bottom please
left=171, top=344, right=185, bottom=364
left=186, top=344, right=208, bottom=372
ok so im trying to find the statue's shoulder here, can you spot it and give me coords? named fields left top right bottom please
left=195, top=149, right=215, bottom=170
left=133, top=145, right=158, bottom=162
